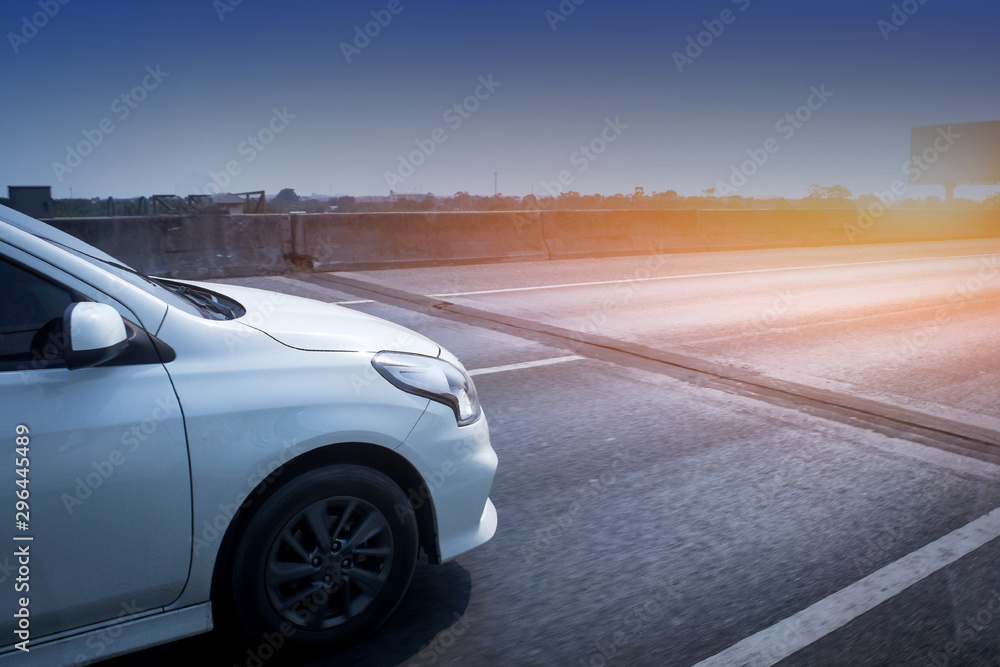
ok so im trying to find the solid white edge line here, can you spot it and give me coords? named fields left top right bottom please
left=693, top=506, right=1000, bottom=667
left=429, top=252, right=1000, bottom=298
left=469, top=355, right=585, bottom=376
left=335, top=299, right=376, bottom=305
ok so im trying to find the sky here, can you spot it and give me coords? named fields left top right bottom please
left=1, top=0, right=998, bottom=200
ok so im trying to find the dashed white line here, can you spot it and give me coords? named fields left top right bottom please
left=428, top=252, right=1000, bottom=298
left=469, top=355, right=585, bottom=376
left=693, top=506, right=1000, bottom=667
left=335, top=299, right=376, bottom=305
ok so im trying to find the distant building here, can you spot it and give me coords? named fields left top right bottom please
left=213, top=193, right=245, bottom=215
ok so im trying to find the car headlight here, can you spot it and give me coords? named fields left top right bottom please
left=372, top=351, right=482, bottom=426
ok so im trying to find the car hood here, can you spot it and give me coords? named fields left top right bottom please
left=201, top=281, right=441, bottom=357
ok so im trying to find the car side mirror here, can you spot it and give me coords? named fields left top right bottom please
left=63, top=302, right=129, bottom=370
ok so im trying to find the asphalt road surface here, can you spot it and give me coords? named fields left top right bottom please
left=109, top=238, right=1000, bottom=666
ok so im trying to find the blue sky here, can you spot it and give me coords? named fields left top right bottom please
left=1, top=0, right=998, bottom=199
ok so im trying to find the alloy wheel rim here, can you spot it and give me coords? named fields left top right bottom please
left=264, top=496, right=394, bottom=629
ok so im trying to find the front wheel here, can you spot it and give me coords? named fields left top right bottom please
left=230, top=464, right=419, bottom=652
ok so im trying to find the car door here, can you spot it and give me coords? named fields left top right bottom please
left=0, top=247, right=192, bottom=644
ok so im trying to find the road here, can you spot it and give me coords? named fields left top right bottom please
left=110, top=238, right=1000, bottom=666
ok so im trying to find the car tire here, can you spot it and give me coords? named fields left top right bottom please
left=230, top=464, right=419, bottom=652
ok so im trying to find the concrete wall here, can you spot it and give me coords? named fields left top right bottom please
left=291, top=211, right=547, bottom=270
left=43, top=208, right=1000, bottom=280
left=45, top=214, right=291, bottom=279
left=542, top=210, right=707, bottom=258
left=700, top=209, right=855, bottom=251
left=847, top=208, right=1000, bottom=245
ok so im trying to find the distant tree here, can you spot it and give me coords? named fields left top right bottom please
left=52, top=198, right=101, bottom=217
left=300, top=198, right=334, bottom=213
left=557, top=191, right=582, bottom=209
left=451, top=191, right=473, bottom=211
left=649, top=190, right=680, bottom=209
left=698, top=187, right=721, bottom=208
left=331, top=195, right=356, bottom=212
left=273, top=188, right=300, bottom=204
left=806, top=184, right=852, bottom=207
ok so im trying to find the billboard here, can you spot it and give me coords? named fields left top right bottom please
left=910, top=121, right=1000, bottom=185
left=7, top=185, right=53, bottom=218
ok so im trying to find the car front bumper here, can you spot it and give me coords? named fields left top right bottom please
left=395, top=402, right=499, bottom=562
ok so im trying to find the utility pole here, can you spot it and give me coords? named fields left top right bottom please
left=494, top=172, right=498, bottom=196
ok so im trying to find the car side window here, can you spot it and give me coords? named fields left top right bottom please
left=0, top=257, right=78, bottom=368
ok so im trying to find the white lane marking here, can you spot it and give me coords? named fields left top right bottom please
left=693, top=506, right=1000, bottom=667
left=428, top=252, right=1000, bottom=298
left=335, top=299, right=376, bottom=305
left=469, top=355, right=585, bottom=376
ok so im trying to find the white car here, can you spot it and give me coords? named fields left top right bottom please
left=0, top=204, right=498, bottom=664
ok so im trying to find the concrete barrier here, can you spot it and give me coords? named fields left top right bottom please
left=39, top=208, right=1000, bottom=280
left=541, top=209, right=706, bottom=259
left=291, top=211, right=548, bottom=270
left=851, top=208, right=1000, bottom=245
left=699, top=209, right=857, bottom=251
left=45, top=214, right=291, bottom=279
